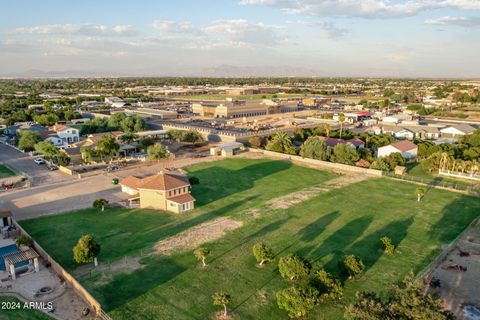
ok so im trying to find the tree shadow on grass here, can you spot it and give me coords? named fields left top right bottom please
left=211, top=216, right=293, bottom=264
left=298, top=211, right=341, bottom=242
left=428, top=195, right=480, bottom=243
left=189, top=160, right=292, bottom=207
left=301, top=216, right=373, bottom=268
left=142, top=195, right=259, bottom=246
left=95, top=256, right=187, bottom=312
left=347, top=217, right=414, bottom=272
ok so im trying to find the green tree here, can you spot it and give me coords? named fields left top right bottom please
left=147, top=143, right=169, bottom=160
left=340, top=255, right=365, bottom=279
left=52, top=152, right=71, bottom=166
left=311, top=269, right=343, bottom=301
left=276, top=286, right=319, bottom=318
left=81, top=146, right=95, bottom=164
left=194, top=247, right=210, bottom=267
left=120, top=132, right=139, bottom=144
left=134, top=117, right=147, bottom=132
left=73, top=234, right=101, bottom=265
left=338, top=113, right=346, bottom=138
left=266, top=132, right=296, bottom=155
left=17, top=131, right=41, bottom=151
left=182, top=130, right=204, bottom=143
left=300, top=136, right=330, bottom=161
left=34, top=140, right=60, bottom=159
left=252, top=243, right=274, bottom=266
left=416, top=187, right=426, bottom=202
left=168, top=130, right=185, bottom=142
left=212, top=292, right=231, bottom=317
left=345, top=273, right=454, bottom=320
left=33, top=113, right=59, bottom=126
left=380, top=236, right=395, bottom=254
left=108, top=112, right=126, bottom=129
left=95, top=134, right=119, bottom=162
left=278, top=254, right=311, bottom=281
left=331, top=144, right=359, bottom=165
left=93, top=198, right=109, bottom=212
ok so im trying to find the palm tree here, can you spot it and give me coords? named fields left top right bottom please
left=271, top=132, right=293, bottom=151
left=338, top=113, right=346, bottom=138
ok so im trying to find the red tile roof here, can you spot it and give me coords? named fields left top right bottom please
left=121, top=171, right=190, bottom=191
left=390, top=140, right=417, bottom=152
left=168, top=193, right=195, bottom=204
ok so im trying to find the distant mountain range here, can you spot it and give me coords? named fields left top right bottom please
left=0, top=64, right=324, bottom=79
left=0, top=66, right=477, bottom=79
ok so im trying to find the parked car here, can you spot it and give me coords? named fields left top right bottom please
left=34, top=158, right=45, bottom=165
left=47, top=164, right=58, bottom=171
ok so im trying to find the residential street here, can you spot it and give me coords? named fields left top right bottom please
left=0, top=155, right=222, bottom=220
left=0, top=143, right=73, bottom=185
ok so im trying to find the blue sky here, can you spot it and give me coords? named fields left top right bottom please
left=1, top=0, right=479, bottom=77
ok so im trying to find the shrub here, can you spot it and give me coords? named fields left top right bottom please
left=276, top=285, right=319, bottom=318
left=340, top=255, right=365, bottom=279
left=189, top=176, right=200, bottom=185
left=73, top=234, right=101, bottom=264
left=16, top=235, right=33, bottom=247
left=278, top=254, right=311, bottom=281
left=93, top=198, right=109, bottom=211
left=380, top=236, right=395, bottom=254
left=252, top=242, right=274, bottom=266
left=311, top=269, right=343, bottom=300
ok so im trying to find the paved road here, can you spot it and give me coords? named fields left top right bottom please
left=0, top=155, right=222, bottom=221
left=0, top=143, right=73, bottom=185
left=0, top=173, right=128, bottom=220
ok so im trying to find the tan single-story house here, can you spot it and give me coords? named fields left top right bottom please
left=120, top=170, right=195, bottom=213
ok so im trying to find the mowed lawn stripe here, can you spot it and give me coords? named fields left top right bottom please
left=20, top=158, right=337, bottom=270
left=94, top=178, right=479, bottom=320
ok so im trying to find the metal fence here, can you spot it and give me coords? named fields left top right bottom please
left=382, top=172, right=480, bottom=196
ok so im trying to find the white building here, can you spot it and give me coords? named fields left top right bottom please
left=377, top=140, right=418, bottom=159
left=105, top=97, right=127, bottom=108
left=52, top=125, right=80, bottom=144
left=440, top=124, right=476, bottom=138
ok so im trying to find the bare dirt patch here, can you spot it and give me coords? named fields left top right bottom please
left=426, top=219, right=480, bottom=320
left=268, top=173, right=370, bottom=210
left=154, top=217, right=243, bottom=255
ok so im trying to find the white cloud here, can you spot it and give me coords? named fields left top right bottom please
left=239, top=0, right=480, bottom=19
left=13, top=23, right=137, bottom=37
left=425, top=16, right=480, bottom=27
left=150, top=19, right=287, bottom=49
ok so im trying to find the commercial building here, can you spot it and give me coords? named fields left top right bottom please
left=192, top=99, right=298, bottom=118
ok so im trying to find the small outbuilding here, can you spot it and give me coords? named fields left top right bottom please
left=0, top=210, right=12, bottom=228
left=210, top=142, right=244, bottom=157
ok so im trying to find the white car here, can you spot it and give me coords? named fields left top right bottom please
left=34, top=158, right=45, bottom=165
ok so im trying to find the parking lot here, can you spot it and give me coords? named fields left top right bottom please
left=0, top=143, right=73, bottom=185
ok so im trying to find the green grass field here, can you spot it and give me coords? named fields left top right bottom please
left=20, top=158, right=480, bottom=320
left=0, top=296, right=53, bottom=320
left=0, top=164, right=16, bottom=179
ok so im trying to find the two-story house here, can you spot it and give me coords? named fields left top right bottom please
left=51, top=125, right=80, bottom=144
left=120, top=170, right=195, bottom=213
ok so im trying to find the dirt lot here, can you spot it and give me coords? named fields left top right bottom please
left=426, top=218, right=480, bottom=320
left=268, top=173, right=370, bottom=210
left=154, top=217, right=243, bottom=255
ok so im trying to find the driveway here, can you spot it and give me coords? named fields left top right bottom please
left=0, top=173, right=128, bottom=220
left=0, top=143, right=73, bottom=185
left=0, top=155, right=221, bottom=221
